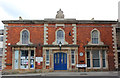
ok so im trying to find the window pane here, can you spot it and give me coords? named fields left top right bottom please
left=102, top=50, right=105, bottom=59
left=87, top=51, right=90, bottom=67
left=0, top=36, right=3, bottom=41
left=22, top=30, right=29, bottom=44
left=87, top=59, right=90, bottom=67
left=93, top=59, right=100, bottom=67
left=31, top=50, right=34, bottom=56
left=20, top=50, right=29, bottom=69
left=87, top=52, right=90, bottom=58
left=92, top=30, right=98, bottom=38
left=102, top=50, right=106, bottom=67
left=57, top=30, right=63, bottom=38
left=71, top=50, right=75, bottom=64
left=30, top=50, right=34, bottom=68
left=0, top=30, right=4, bottom=35
left=92, top=50, right=100, bottom=67
left=118, top=53, right=120, bottom=64
left=0, top=48, right=3, bottom=54
left=92, top=30, right=99, bottom=44
left=92, top=50, right=99, bottom=59
left=15, top=50, right=19, bottom=69
left=21, top=50, right=28, bottom=57
left=92, top=38, right=98, bottom=44
left=103, top=59, right=106, bottom=67
left=46, top=50, right=49, bottom=64
left=57, top=30, right=64, bottom=44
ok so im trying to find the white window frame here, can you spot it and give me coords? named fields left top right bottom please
left=13, top=49, right=35, bottom=70
left=87, top=50, right=107, bottom=69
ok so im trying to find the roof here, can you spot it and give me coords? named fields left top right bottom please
left=2, top=19, right=117, bottom=24
left=2, top=9, right=118, bottom=24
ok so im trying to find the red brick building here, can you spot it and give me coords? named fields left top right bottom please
left=2, top=9, right=118, bottom=73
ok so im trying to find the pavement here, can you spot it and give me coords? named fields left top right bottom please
left=0, top=71, right=1, bottom=78
left=1, top=71, right=119, bottom=77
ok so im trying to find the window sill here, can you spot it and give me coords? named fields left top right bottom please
left=103, top=67, right=107, bottom=69
left=87, top=67, right=107, bottom=69
left=92, top=67, right=101, bottom=69
left=87, top=67, right=91, bottom=69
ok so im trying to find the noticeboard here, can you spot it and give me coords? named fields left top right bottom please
left=36, top=57, right=43, bottom=62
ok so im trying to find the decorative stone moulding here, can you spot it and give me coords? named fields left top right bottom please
left=52, top=28, right=68, bottom=45
left=17, top=29, right=33, bottom=45
left=56, top=9, right=64, bottom=19
left=88, top=28, right=104, bottom=45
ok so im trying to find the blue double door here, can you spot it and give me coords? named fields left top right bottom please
left=54, top=52, right=67, bottom=70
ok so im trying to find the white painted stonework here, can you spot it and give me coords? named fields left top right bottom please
left=72, top=24, right=77, bottom=44
left=112, top=24, right=118, bottom=69
left=44, top=24, right=48, bottom=45
left=2, top=25, right=8, bottom=69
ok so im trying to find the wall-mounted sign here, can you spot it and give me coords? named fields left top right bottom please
left=79, top=52, right=83, bottom=56
left=36, top=57, right=43, bottom=62
left=38, top=62, right=40, bottom=65
left=76, top=64, right=87, bottom=68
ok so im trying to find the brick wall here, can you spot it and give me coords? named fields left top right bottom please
left=76, top=24, right=114, bottom=70
left=4, top=23, right=115, bottom=70
left=5, top=24, right=44, bottom=69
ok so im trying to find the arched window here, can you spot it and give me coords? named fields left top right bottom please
left=22, top=30, right=29, bottom=44
left=57, top=30, right=64, bottom=44
left=92, top=30, right=99, bottom=44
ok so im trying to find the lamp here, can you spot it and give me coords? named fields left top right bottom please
left=58, top=41, right=62, bottom=51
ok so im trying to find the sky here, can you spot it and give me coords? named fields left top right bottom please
left=0, top=0, right=120, bottom=29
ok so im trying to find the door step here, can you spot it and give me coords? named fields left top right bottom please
left=54, top=70, right=68, bottom=72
